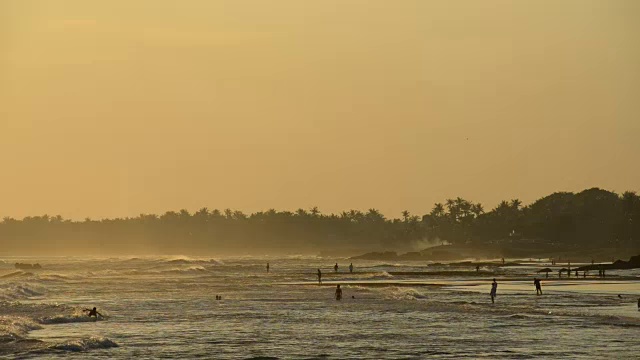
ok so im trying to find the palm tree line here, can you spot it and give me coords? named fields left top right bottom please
left=1, top=188, right=638, bottom=254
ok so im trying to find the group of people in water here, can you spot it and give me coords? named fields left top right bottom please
left=315, top=262, right=354, bottom=285
left=82, top=259, right=640, bottom=320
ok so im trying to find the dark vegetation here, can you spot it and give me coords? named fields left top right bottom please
left=0, top=188, right=638, bottom=256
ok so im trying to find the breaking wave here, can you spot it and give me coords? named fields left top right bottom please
left=49, top=336, right=118, bottom=352
left=1, top=271, right=34, bottom=279
left=0, top=316, right=43, bottom=339
left=386, top=287, right=428, bottom=300
left=40, top=313, right=107, bottom=325
left=0, top=284, right=46, bottom=301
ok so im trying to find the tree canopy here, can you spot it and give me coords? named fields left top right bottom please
left=1, top=188, right=638, bottom=255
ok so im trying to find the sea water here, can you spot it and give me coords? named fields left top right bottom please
left=1, top=256, right=639, bottom=359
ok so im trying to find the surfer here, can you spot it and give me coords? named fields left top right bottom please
left=335, top=284, right=342, bottom=301
left=349, top=263, right=354, bottom=273
left=334, top=263, right=339, bottom=273
left=490, top=279, right=497, bottom=304
left=82, top=307, right=104, bottom=319
left=317, top=269, right=322, bottom=284
left=534, top=278, right=542, bottom=295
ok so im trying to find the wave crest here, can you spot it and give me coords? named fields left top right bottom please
left=40, top=313, right=106, bottom=325
left=50, top=336, right=118, bottom=352
left=0, top=284, right=46, bottom=301
left=387, top=287, right=427, bottom=300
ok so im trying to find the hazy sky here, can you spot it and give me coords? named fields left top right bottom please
left=1, top=0, right=639, bottom=220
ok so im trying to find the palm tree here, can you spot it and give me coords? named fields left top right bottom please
left=471, top=203, right=484, bottom=217
left=366, top=208, right=385, bottom=222
left=233, top=210, right=247, bottom=220
left=445, top=199, right=460, bottom=221
left=195, top=207, right=209, bottom=220
left=310, top=207, right=320, bottom=217
left=510, top=199, right=522, bottom=210
left=401, top=210, right=410, bottom=222
left=431, top=203, right=445, bottom=218
left=445, top=199, right=455, bottom=212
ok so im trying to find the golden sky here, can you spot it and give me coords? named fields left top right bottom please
left=1, top=0, right=639, bottom=220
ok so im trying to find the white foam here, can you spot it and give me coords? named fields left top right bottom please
left=50, top=336, right=118, bottom=352
left=0, top=283, right=46, bottom=301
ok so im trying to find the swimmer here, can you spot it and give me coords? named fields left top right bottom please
left=317, top=269, right=322, bottom=284
left=335, top=284, right=342, bottom=301
left=82, top=307, right=104, bottom=319
left=349, top=263, right=354, bottom=273
left=266, top=262, right=270, bottom=273
left=334, top=263, right=339, bottom=273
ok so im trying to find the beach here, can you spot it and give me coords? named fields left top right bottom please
left=1, top=256, right=639, bottom=359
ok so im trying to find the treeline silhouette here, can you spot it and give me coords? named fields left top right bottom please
left=0, top=188, right=638, bottom=255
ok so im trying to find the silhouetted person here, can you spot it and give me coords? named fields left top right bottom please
left=603, top=269, right=606, bottom=278
left=335, top=284, right=342, bottom=301
left=637, top=298, right=639, bottom=310
left=83, top=307, right=103, bottom=319
left=476, top=265, right=480, bottom=272
left=266, top=262, right=270, bottom=273
left=349, top=263, right=354, bottom=273
left=618, top=294, right=623, bottom=299
left=334, top=263, right=338, bottom=273
left=534, top=278, right=542, bottom=295
left=501, top=258, right=505, bottom=265
left=583, top=271, right=587, bottom=278
left=575, top=270, right=578, bottom=277
left=317, top=269, right=322, bottom=284
left=490, top=278, right=497, bottom=303
left=558, top=270, right=562, bottom=278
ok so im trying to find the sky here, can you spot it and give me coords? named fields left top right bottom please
left=1, top=0, right=639, bottom=220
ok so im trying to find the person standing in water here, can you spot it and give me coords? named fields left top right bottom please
left=334, top=263, right=339, bottom=273
left=266, top=262, right=270, bottom=273
left=490, top=279, right=498, bottom=304
left=534, top=278, right=542, bottom=295
left=335, top=284, right=342, bottom=301
left=317, top=269, right=322, bottom=284
left=349, top=263, right=354, bottom=273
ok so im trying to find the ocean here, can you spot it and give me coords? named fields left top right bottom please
left=1, top=256, right=639, bottom=359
